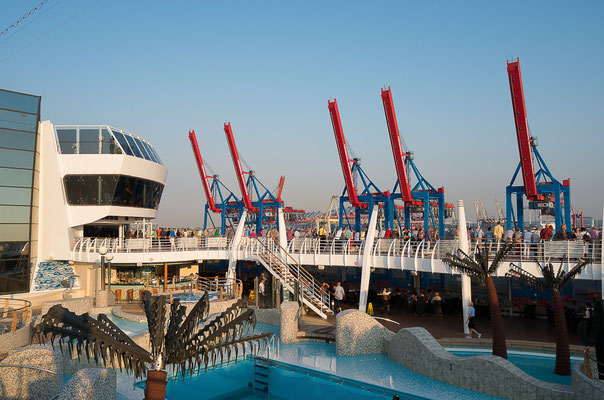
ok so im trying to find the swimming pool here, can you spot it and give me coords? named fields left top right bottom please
left=91, top=313, right=147, bottom=336
left=172, top=292, right=218, bottom=302
left=448, top=348, right=580, bottom=386
left=158, top=357, right=429, bottom=400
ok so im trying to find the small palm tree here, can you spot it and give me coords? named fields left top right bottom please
left=33, top=291, right=272, bottom=400
left=506, top=258, right=590, bottom=376
left=443, top=242, right=513, bottom=359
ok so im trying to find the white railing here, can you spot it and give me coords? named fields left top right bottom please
left=73, top=236, right=232, bottom=256
left=72, top=236, right=601, bottom=265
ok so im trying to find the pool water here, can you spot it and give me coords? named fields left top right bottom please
left=91, top=313, right=147, bottom=336
left=172, top=292, right=218, bottom=302
left=153, top=323, right=497, bottom=400
left=449, top=349, right=579, bottom=385
left=164, top=358, right=425, bottom=400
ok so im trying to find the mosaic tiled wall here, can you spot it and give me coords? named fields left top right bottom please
left=32, top=261, right=80, bottom=291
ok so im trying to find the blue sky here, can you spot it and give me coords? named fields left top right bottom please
left=1, top=1, right=602, bottom=226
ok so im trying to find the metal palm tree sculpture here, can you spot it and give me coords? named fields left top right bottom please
left=442, top=242, right=513, bottom=359
left=33, top=291, right=272, bottom=400
left=506, top=258, right=590, bottom=376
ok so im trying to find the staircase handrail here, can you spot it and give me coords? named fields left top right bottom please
left=252, top=237, right=330, bottom=310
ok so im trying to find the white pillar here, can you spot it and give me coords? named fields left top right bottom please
left=458, top=200, right=472, bottom=334
left=359, top=205, right=379, bottom=312
left=277, top=207, right=290, bottom=297
left=601, top=204, right=603, bottom=300
left=227, top=210, right=247, bottom=282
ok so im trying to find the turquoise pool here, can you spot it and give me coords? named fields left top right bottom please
left=160, top=358, right=427, bottom=400
left=91, top=313, right=147, bottom=336
left=172, top=292, right=218, bottom=302
left=448, top=349, right=580, bottom=386
left=146, top=323, right=498, bottom=400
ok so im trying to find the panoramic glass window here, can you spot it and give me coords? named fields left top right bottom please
left=56, top=128, right=77, bottom=154
left=54, top=125, right=162, bottom=164
left=0, top=88, right=40, bottom=294
left=110, top=130, right=133, bottom=156
left=134, top=137, right=151, bottom=160
left=124, top=134, right=143, bottom=158
left=101, top=128, right=122, bottom=154
left=79, top=128, right=100, bottom=154
left=64, top=174, right=164, bottom=209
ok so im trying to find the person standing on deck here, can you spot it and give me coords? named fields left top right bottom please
left=258, top=275, right=267, bottom=309
left=493, top=221, right=504, bottom=250
left=333, top=282, right=345, bottom=313
left=466, top=301, right=481, bottom=339
left=169, top=228, right=176, bottom=250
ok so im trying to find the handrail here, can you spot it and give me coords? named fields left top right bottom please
left=0, top=298, right=32, bottom=332
left=0, top=364, right=57, bottom=374
left=583, top=346, right=604, bottom=378
left=253, top=238, right=319, bottom=288
left=252, top=237, right=331, bottom=312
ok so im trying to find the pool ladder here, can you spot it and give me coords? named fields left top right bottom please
left=253, top=358, right=269, bottom=397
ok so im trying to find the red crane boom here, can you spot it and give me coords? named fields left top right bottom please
left=328, top=99, right=361, bottom=208
left=276, top=176, right=285, bottom=203
left=507, top=59, right=538, bottom=200
left=380, top=87, right=415, bottom=205
left=188, top=130, right=219, bottom=213
left=223, top=122, right=256, bottom=212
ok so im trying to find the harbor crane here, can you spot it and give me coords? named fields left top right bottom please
left=223, top=122, right=283, bottom=234
left=505, top=58, right=571, bottom=233
left=188, top=130, right=242, bottom=234
left=328, top=98, right=393, bottom=233
left=381, top=87, right=452, bottom=237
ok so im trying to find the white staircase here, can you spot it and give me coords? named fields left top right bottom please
left=253, top=239, right=332, bottom=319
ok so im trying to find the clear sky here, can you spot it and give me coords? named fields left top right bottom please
left=1, top=0, right=602, bottom=227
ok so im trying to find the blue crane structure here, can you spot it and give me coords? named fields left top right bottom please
left=505, top=59, right=571, bottom=233
left=328, top=98, right=394, bottom=234
left=188, top=130, right=243, bottom=235
left=381, top=87, right=452, bottom=237
left=223, top=122, right=283, bottom=235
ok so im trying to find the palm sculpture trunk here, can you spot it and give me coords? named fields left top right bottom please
left=551, top=288, right=570, bottom=375
left=486, top=276, right=507, bottom=359
left=506, top=258, right=590, bottom=376
left=442, top=241, right=513, bottom=359
left=33, top=291, right=272, bottom=400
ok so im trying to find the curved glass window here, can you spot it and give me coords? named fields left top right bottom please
left=54, top=125, right=162, bottom=165
left=64, top=174, right=164, bottom=209
left=110, top=130, right=133, bottom=156
left=141, top=141, right=159, bottom=163
left=101, top=128, right=122, bottom=154
left=124, top=134, right=143, bottom=158
left=133, top=137, right=151, bottom=161
left=148, top=144, right=162, bottom=164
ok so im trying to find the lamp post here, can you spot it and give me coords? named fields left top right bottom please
left=106, top=253, right=114, bottom=291
left=98, top=246, right=107, bottom=291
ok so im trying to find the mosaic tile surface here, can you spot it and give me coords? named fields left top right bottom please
left=32, top=261, right=80, bottom=291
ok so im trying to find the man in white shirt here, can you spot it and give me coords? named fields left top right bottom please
left=333, top=282, right=345, bottom=313
left=523, top=228, right=533, bottom=256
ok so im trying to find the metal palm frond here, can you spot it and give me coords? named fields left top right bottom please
left=142, top=291, right=167, bottom=364
left=165, top=298, right=272, bottom=379
left=34, top=292, right=271, bottom=381
left=557, top=258, right=590, bottom=290
left=442, top=250, right=485, bottom=281
left=489, top=242, right=514, bottom=275
left=506, top=263, right=545, bottom=291
left=32, top=305, right=152, bottom=378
